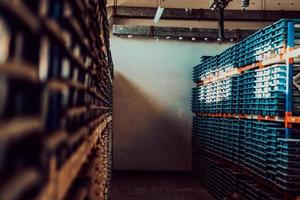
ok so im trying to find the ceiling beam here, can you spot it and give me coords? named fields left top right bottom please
left=112, top=25, right=256, bottom=42
left=113, top=6, right=300, bottom=21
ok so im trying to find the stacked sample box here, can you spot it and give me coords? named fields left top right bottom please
left=0, top=0, right=113, bottom=199
left=192, top=19, right=300, bottom=200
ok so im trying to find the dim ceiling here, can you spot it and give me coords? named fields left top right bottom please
left=107, top=0, right=299, bottom=10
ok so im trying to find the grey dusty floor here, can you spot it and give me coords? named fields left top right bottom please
left=110, top=172, right=214, bottom=200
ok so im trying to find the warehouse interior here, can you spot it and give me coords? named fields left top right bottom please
left=1, top=0, right=300, bottom=200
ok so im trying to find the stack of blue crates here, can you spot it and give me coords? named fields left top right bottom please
left=219, top=45, right=237, bottom=72
left=245, top=121, right=285, bottom=182
left=193, top=152, right=282, bottom=200
left=192, top=65, right=287, bottom=116
left=239, top=120, right=247, bottom=168
left=254, top=65, right=286, bottom=116
left=193, top=116, right=300, bottom=194
left=192, top=19, right=300, bottom=199
left=240, top=71, right=256, bottom=114
left=276, top=129, right=300, bottom=192
left=191, top=87, right=200, bottom=112
left=193, top=19, right=300, bottom=82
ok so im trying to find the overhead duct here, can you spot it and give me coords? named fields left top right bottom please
left=209, top=0, right=232, bottom=41
left=218, top=6, right=225, bottom=41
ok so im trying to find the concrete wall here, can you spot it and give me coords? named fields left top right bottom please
left=111, top=37, right=232, bottom=171
left=109, top=0, right=300, bottom=173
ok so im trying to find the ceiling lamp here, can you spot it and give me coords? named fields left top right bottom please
left=154, top=0, right=165, bottom=23
left=241, top=0, right=250, bottom=10
left=154, top=6, right=164, bottom=23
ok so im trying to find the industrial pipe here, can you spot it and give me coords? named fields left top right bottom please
left=218, top=6, right=225, bottom=40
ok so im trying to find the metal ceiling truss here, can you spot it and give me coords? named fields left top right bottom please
left=112, top=25, right=255, bottom=42
left=113, top=6, right=300, bottom=22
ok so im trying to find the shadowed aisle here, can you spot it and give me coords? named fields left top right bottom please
left=110, top=172, right=214, bottom=200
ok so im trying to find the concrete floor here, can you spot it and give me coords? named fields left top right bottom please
left=110, top=172, right=214, bottom=200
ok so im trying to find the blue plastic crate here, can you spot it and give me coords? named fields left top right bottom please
left=277, top=164, right=300, bottom=175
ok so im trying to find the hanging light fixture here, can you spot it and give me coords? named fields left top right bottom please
left=154, top=6, right=164, bottom=23
left=154, top=0, right=165, bottom=23
left=241, top=0, right=250, bottom=10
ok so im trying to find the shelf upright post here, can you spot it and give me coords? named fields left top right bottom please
left=285, top=22, right=295, bottom=137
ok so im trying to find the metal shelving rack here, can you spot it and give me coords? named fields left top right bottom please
left=0, top=0, right=113, bottom=200
left=192, top=19, right=300, bottom=200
